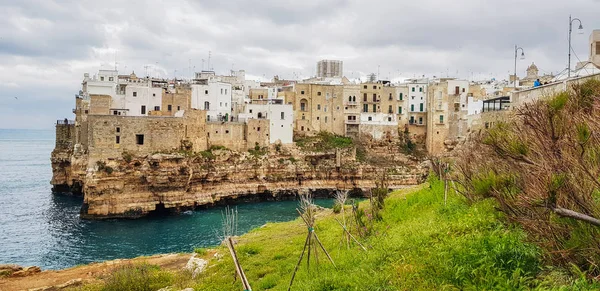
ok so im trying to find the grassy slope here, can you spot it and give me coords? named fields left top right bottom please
left=79, top=178, right=600, bottom=290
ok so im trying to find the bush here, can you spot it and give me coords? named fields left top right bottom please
left=194, top=248, right=207, bottom=256
left=453, top=79, right=600, bottom=275
left=332, top=202, right=342, bottom=214
left=122, top=151, right=133, bottom=163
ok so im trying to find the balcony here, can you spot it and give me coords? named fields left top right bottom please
left=344, top=101, right=358, bottom=105
left=409, top=120, right=425, bottom=126
left=345, top=119, right=359, bottom=124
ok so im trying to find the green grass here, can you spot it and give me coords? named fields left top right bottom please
left=80, top=178, right=600, bottom=290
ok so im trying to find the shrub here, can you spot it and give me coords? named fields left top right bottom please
left=332, top=201, right=342, bottom=214
left=453, top=79, right=600, bottom=275
left=194, top=248, right=207, bottom=256
left=122, top=151, right=133, bottom=163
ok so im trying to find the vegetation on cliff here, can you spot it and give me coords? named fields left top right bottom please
left=453, top=79, right=600, bottom=277
left=76, top=178, right=599, bottom=290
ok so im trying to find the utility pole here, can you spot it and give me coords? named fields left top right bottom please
left=568, top=15, right=584, bottom=78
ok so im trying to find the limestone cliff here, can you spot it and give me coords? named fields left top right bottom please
left=52, top=141, right=428, bottom=219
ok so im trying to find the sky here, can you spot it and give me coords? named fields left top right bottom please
left=1, top=0, right=599, bottom=129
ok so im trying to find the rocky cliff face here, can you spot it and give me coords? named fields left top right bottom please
left=52, top=144, right=428, bottom=219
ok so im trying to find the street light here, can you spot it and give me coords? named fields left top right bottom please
left=568, top=15, right=584, bottom=78
left=514, top=45, right=525, bottom=89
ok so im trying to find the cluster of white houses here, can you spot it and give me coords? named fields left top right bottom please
left=73, top=30, right=600, bottom=155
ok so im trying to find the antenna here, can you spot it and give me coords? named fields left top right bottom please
left=208, top=51, right=211, bottom=71
left=188, top=59, right=191, bottom=80
left=144, top=65, right=150, bottom=77
left=201, top=59, right=205, bottom=71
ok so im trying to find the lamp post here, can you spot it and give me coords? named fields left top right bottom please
left=514, top=45, right=525, bottom=89
left=568, top=15, right=584, bottom=78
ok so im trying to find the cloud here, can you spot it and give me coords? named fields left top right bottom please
left=0, top=0, right=599, bottom=129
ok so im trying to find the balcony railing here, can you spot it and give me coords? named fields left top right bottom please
left=57, top=119, right=75, bottom=125
left=345, top=119, right=359, bottom=124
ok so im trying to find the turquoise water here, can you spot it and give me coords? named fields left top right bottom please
left=0, top=129, right=335, bottom=270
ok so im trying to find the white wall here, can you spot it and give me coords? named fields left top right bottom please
left=468, top=97, right=483, bottom=115
left=124, top=83, right=163, bottom=116
left=245, top=103, right=293, bottom=144
left=408, top=83, right=427, bottom=113
left=360, top=113, right=397, bottom=125
left=191, top=81, right=232, bottom=121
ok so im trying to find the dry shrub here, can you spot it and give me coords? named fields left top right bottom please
left=453, top=79, right=600, bottom=275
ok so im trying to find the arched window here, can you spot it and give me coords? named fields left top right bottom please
left=353, top=96, right=356, bottom=102
left=348, top=96, right=352, bottom=102
left=300, top=99, right=308, bottom=111
left=258, top=112, right=263, bottom=119
left=204, top=101, right=210, bottom=110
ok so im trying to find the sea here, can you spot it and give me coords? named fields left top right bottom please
left=0, top=129, right=334, bottom=270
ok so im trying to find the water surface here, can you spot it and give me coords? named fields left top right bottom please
left=0, top=129, right=334, bottom=270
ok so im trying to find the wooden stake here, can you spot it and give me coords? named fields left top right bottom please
left=226, top=237, right=252, bottom=291
left=288, top=229, right=310, bottom=291
left=334, top=218, right=367, bottom=251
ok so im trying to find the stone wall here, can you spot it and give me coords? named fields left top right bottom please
left=85, top=109, right=207, bottom=162
left=89, top=95, right=112, bottom=115
left=161, top=87, right=191, bottom=115
left=55, top=123, right=75, bottom=150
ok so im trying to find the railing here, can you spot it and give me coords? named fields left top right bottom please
left=345, top=119, right=359, bottom=124
left=344, top=101, right=357, bottom=105
left=57, top=119, right=75, bottom=125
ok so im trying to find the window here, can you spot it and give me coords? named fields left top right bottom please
left=100, top=76, right=105, bottom=81
left=324, top=106, right=328, bottom=112
left=221, top=88, right=223, bottom=94
left=412, top=87, right=415, bottom=92
left=317, top=92, right=322, bottom=96
left=373, top=85, right=377, bottom=89
left=281, top=112, right=285, bottom=119
left=388, top=105, right=393, bottom=113
left=349, top=96, right=352, bottom=102
left=373, top=94, right=377, bottom=102
left=353, top=96, right=356, bottom=102
left=204, top=101, right=210, bottom=110
left=368, top=116, right=372, bottom=121
left=388, top=117, right=392, bottom=122
left=302, top=114, right=305, bottom=120
left=419, top=117, right=423, bottom=124
left=257, top=127, right=261, bottom=131
left=220, top=102, right=222, bottom=107
left=399, top=93, right=403, bottom=100
left=419, top=103, right=424, bottom=112
left=133, top=91, right=137, bottom=97
left=84, top=110, right=89, bottom=114
left=109, top=77, right=114, bottom=81
left=372, top=104, right=376, bottom=112
left=168, top=105, right=172, bottom=111
left=439, top=115, right=444, bottom=123
left=389, top=93, right=392, bottom=100
left=398, top=106, right=402, bottom=114
left=411, top=96, right=415, bottom=100
left=363, top=85, right=367, bottom=89
left=462, top=88, right=465, bottom=93
left=141, top=105, right=146, bottom=115
left=249, top=109, right=253, bottom=113
left=596, top=42, right=600, bottom=55
left=153, top=93, right=156, bottom=97
left=154, top=106, right=160, bottom=111
left=325, top=116, right=328, bottom=123
left=455, top=86, right=460, bottom=95
left=419, top=87, right=423, bottom=92
left=336, top=106, right=340, bottom=110
left=410, top=104, right=414, bottom=111
left=205, top=90, right=209, bottom=94
left=225, top=89, right=228, bottom=94
left=317, top=117, right=320, bottom=120
left=301, top=126, right=304, bottom=131
left=136, top=134, right=144, bottom=145
left=177, top=106, right=180, bottom=110
left=300, top=100, right=307, bottom=111
left=301, top=90, right=305, bottom=94
left=363, top=104, right=368, bottom=112
left=116, top=136, right=120, bottom=144
left=116, top=127, right=121, bottom=133
left=363, top=93, right=367, bottom=101
left=317, top=104, right=321, bottom=110
left=113, top=110, right=118, bottom=115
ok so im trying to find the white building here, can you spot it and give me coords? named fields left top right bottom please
left=406, top=80, right=428, bottom=125
left=191, top=79, right=232, bottom=121
left=240, top=101, right=294, bottom=144
left=82, top=70, right=165, bottom=117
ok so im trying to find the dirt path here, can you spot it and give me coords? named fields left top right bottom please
left=0, top=253, right=191, bottom=291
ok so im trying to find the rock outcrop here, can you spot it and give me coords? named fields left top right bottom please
left=52, top=143, right=428, bottom=219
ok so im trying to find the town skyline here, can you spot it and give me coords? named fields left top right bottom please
left=1, top=0, right=600, bottom=129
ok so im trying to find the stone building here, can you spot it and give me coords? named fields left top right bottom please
left=293, top=83, right=345, bottom=136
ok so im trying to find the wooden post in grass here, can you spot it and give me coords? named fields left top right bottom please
left=221, top=206, right=252, bottom=291
left=288, top=194, right=336, bottom=291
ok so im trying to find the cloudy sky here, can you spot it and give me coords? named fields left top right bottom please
left=1, top=0, right=599, bottom=129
